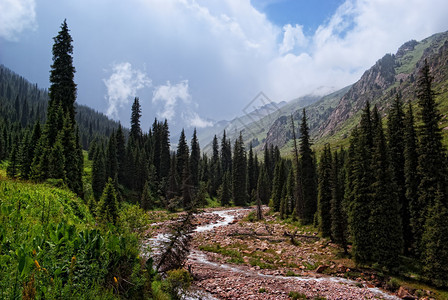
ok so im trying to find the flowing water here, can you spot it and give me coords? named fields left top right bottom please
left=147, top=209, right=399, bottom=300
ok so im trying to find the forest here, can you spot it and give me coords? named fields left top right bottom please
left=1, top=20, right=447, bottom=299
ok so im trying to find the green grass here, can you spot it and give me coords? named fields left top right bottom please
left=0, top=174, right=154, bottom=299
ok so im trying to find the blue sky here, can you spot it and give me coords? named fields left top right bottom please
left=1, top=0, right=448, bottom=134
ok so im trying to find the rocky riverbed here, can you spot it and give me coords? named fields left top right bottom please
left=147, top=208, right=401, bottom=300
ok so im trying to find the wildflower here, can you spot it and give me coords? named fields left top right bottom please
left=114, top=276, right=118, bottom=285
left=34, top=260, right=41, bottom=271
left=32, top=249, right=36, bottom=256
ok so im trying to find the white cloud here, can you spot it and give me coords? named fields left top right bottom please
left=152, top=80, right=191, bottom=121
left=0, top=0, right=37, bottom=40
left=279, top=24, right=308, bottom=54
left=103, top=62, right=151, bottom=119
left=182, top=111, right=214, bottom=128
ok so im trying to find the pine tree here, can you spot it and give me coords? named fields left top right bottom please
left=285, top=167, right=295, bottom=217
left=210, top=135, right=221, bottom=197
left=404, top=103, right=419, bottom=253
left=159, top=119, right=171, bottom=180
left=331, top=148, right=348, bottom=253
left=130, top=97, right=142, bottom=145
left=219, top=171, right=232, bottom=206
left=105, top=131, right=118, bottom=183
left=176, top=129, right=189, bottom=178
left=116, top=123, right=127, bottom=185
left=290, top=114, right=302, bottom=220
left=182, top=159, right=193, bottom=209
left=97, top=178, right=119, bottom=224
left=318, top=144, right=333, bottom=238
left=48, top=139, right=66, bottom=180
left=232, top=133, right=248, bottom=206
left=415, top=60, right=447, bottom=251
left=6, top=143, right=18, bottom=178
left=49, top=20, right=76, bottom=123
left=271, top=159, right=286, bottom=212
left=422, top=198, right=448, bottom=287
left=247, top=143, right=256, bottom=201
left=347, top=102, right=374, bottom=265
left=92, top=145, right=106, bottom=201
left=190, top=128, right=200, bottom=188
left=257, top=166, right=270, bottom=205
left=387, top=94, right=411, bottom=253
left=221, top=130, right=232, bottom=174
left=299, top=109, right=317, bottom=224
left=141, top=180, right=155, bottom=210
left=18, top=131, right=31, bottom=179
left=369, top=111, right=402, bottom=268
left=167, top=153, right=179, bottom=202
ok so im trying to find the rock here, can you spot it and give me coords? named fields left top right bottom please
left=315, top=265, right=329, bottom=273
left=398, top=286, right=417, bottom=299
left=337, top=264, right=346, bottom=273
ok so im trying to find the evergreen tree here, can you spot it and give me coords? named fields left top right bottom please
left=97, top=178, right=119, bottom=224
left=299, top=109, right=317, bottom=224
left=232, top=133, right=248, bottom=206
left=176, top=129, right=189, bottom=178
left=49, top=19, right=76, bottom=123
left=369, top=112, right=402, bottom=268
left=331, top=148, right=348, bottom=253
left=290, top=115, right=302, bottom=220
left=257, top=166, right=270, bottom=205
left=387, top=94, right=411, bottom=253
left=130, top=97, right=142, bottom=145
left=404, top=103, right=419, bottom=253
left=141, top=179, right=155, bottom=210
left=347, top=102, right=374, bottom=264
left=247, top=143, right=256, bottom=201
left=422, top=198, right=448, bottom=287
left=221, top=130, right=232, bottom=174
left=6, top=143, right=18, bottom=178
left=210, top=134, right=222, bottom=196
left=219, top=171, right=232, bottom=206
left=159, top=119, right=171, bottom=180
left=92, top=145, right=106, bottom=201
left=167, top=153, right=179, bottom=202
left=318, top=144, right=333, bottom=238
left=18, top=131, right=31, bottom=179
left=116, top=123, right=127, bottom=185
left=190, top=128, right=200, bottom=188
left=105, top=131, right=118, bottom=183
left=271, top=159, right=286, bottom=212
left=182, top=159, right=193, bottom=209
left=48, top=139, right=66, bottom=180
left=285, top=167, right=295, bottom=217
left=415, top=60, right=447, bottom=251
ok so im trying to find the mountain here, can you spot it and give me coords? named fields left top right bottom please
left=235, top=30, right=448, bottom=155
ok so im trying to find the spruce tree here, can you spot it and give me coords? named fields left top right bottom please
left=167, top=153, right=179, bottom=202
left=290, top=114, right=302, bottom=220
left=48, top=139, right=66, bottom=180
left=190, top=128, right=200, bottom=188
left=387, top=94, right=411, bottom=253
left=176, top=129, right=189, bottom=178
left=92, top=145, right=106, bottom=201
left=159, top=119, right=171, bottom=180
left=347, top=102, right=374, bottom=265
left=285, top=167, right=295, bottom=217
left=318, top=144, right=333, bottom=238
left=415, top=60, right=447, bottom=251
left=49, top=19, right=76, bottom=123
left=369, top=112, right=402, bottom=268
left=210, top=135, right=221, bottom=196
left=257, top=166, right=270, bottom=205
left=232, top=133, right=248, bottom=206
left=422, top=198, right=448, bottom=287
left=97, top=178, right=119, bottom=224
left=221, top=130, right=232, bottom=174
left=404, top=103, right=419, bottom=253
left=331, top=148, right=348, bottom=253
left=247, top=143, right=256, bottom=201
left=116, top=123, right=127, bottom=185
left=271, top=159, right=286, bottom=212
left=130, top=97, right=142, bottom=145
left=219, top=171, right=232, bottom=206
left=299, top=109, right=317, bottom=224
left=6, top=143, right=18, bottom=178
left=105, top=131, right=118, bottom=183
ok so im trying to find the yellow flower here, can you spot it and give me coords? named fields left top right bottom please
left=114, top=276, right=118, bottom=285
left=32, top=249, right=36, bottom=256
left=34, top=260, right=41, bottom=270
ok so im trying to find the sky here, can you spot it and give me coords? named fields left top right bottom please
left=1, top=0, right=448, bottom=134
